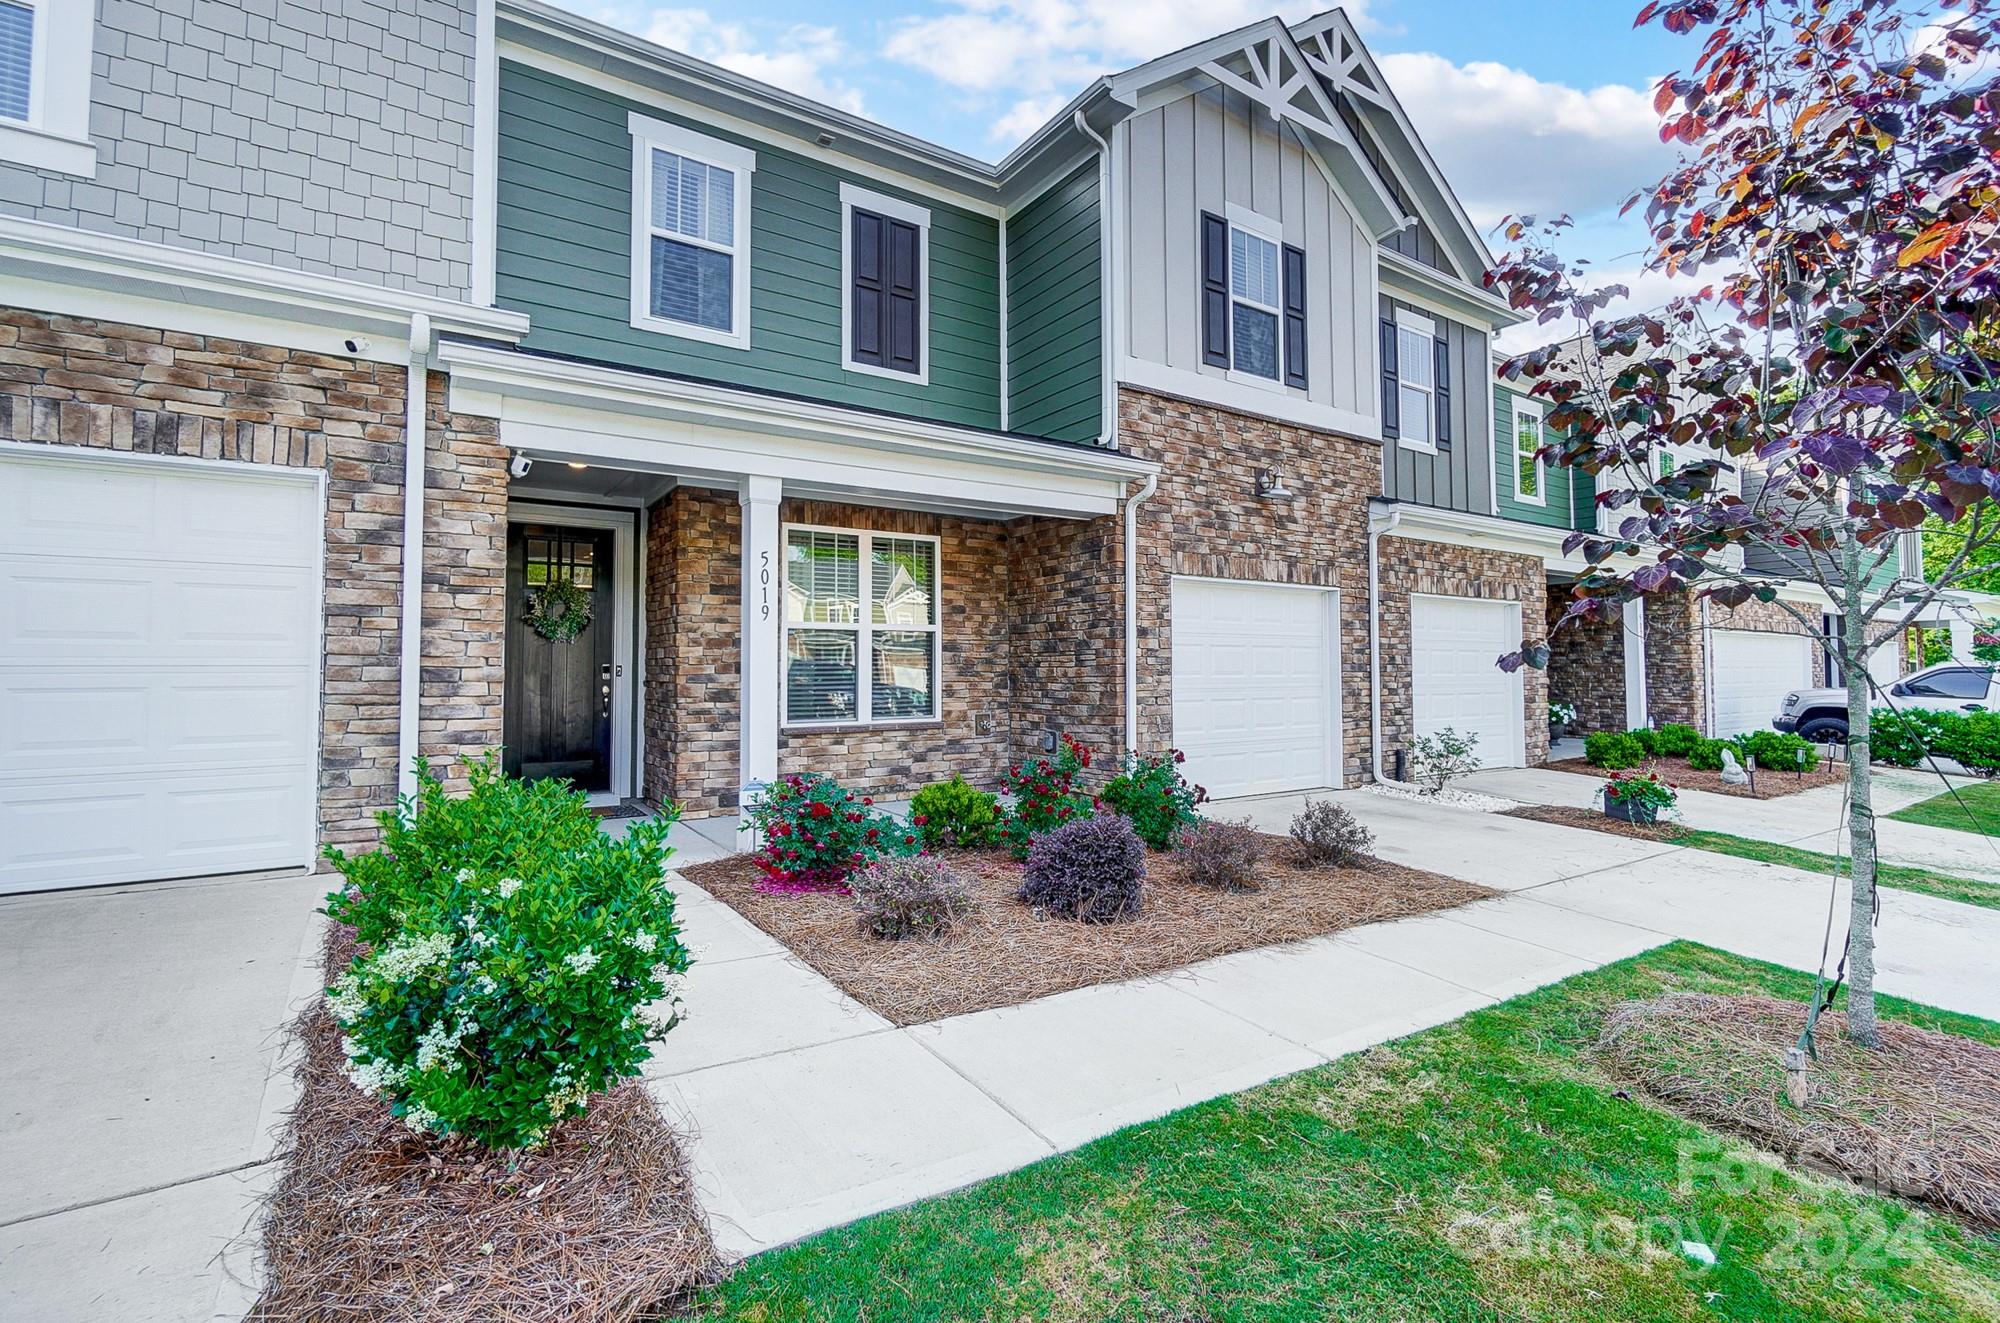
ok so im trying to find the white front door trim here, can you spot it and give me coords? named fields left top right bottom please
left=508, top=501, right=638, bottom=807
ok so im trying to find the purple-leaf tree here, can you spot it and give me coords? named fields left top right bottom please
left=1487, top=0, right=2000, bottom=1046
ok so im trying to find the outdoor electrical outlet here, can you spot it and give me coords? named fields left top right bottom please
left=1041, top=730, right=1058, bottom=752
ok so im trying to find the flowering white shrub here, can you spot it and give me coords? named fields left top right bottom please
left=322, top=756, right=691, bottom=1150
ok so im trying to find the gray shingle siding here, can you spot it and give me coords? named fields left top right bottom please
left=0, top=0, right=478, bottom=299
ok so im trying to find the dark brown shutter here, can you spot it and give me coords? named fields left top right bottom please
left=1281, top=243, right=1307, bottom=390
left=1434, top=332, right=1453, bottom=451
left=850, top=207, right=922, bottom=375
left=1200, top=211, right=1230, bottom=368
left=1379, top=316, right=1399, bottom=439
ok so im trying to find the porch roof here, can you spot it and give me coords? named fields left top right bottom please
left=438, top=340, right=1157, bottom=520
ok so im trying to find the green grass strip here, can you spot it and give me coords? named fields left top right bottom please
left=1888, top=779, right=2000, bottom=839
left=1667, top=827, right=2000, bottom=911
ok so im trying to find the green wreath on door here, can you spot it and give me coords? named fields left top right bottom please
left=524, top=577, right=593, bottom=643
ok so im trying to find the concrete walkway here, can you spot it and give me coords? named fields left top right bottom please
left=0, top=867, right=326, bottom=1323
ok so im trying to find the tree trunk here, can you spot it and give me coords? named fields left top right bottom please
left=1840, top=539, right=1881, bottom=1048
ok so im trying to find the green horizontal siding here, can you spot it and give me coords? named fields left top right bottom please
left=1494, top=382, right=1589, bottom=529
left=1006, top=161, right=1102, bottom=443
left=496, top=61, right=1002, bottom=430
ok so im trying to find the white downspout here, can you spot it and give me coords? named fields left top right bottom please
left=1123, top=472, right=1157, bottom=756
left=1368, top=503, right=1402, bottom=783
left=396, top=313, right=434, bottom=808
left=1073, top=108, right=1117, bottom=452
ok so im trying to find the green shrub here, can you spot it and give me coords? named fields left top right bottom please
left=1652, top=723, right=1704, bottom=757
left=1630, top=726, right=1663, bottom=756
left=851, top=855, right=972, bottom=940
left=1176, top=818, right=1265, bottom=891
left=1101, top=749, right=1207, bottom=849
left=908, top=775, right=1000, bottom=850
left=741, top=772, right=916, bottom=892
left=1687, top=739, right=1730, bottom=771
left=322, top=756, right=691, bottom=1150
left=1288, top=799, right=1374, bottom=867
left=1019, top=814, right=1146, bottom=922
left=1869, top=707, right=1932, bottom=767
left=1737, top=729, right=1819, bottom=771
left=1409, top=727, right=1482, bottom=793
left=1000, top=733, right=1096, bottom=859
left=1929, top=709, right=2000, bottom=773
left=1585, top=730, right=1647, bottom=769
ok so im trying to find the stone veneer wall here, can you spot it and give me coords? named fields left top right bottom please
left=1376, top=534, right=1551, bottom=770
left=1546, top=588, right=1626, bottom=735
left=1005, top=514, right=1124, bottom=771
left=1646, top=590, right=1824, bottom=733
left=1116, top=387, right=1377, bottom=782
left=0, top=308, right=503, bottom=847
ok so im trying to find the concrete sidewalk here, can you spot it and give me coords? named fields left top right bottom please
left=0, top=868, right=327, bottom=1323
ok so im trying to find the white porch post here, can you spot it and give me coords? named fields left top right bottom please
left=1622, top=597, right=1650, bottom=729
left=738, top=476, right=782, bottom=823
left=1950, top=613, right=1976, bottom=663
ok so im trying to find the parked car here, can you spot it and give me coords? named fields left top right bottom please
left=1774, top=661, right=1999, bottom=741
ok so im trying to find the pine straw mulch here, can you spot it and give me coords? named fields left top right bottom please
left=680, top=837, right=1494, bottom=1026
left=251, top=928, right=723, bottom=1323
left=1547, top=755, right=1848, bottom=799
left=1502, top=803, right=1690, bottom=842
left=1598, top=992, right=2000, bottom=1230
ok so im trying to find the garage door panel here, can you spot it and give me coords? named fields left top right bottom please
left=0, top=562, right=317, bottom=663
left=1711, top=630, right=1814, bottom=737
left=0, top=453, right=318, bottom=567
left=1410, top=595, right=1523, bottom=769
left=1172, top=579, right=1337, bottom=799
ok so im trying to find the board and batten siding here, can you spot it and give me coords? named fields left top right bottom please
left=1118, top=85, right=1378, bottom=428
left=495, top=60, right=1002, bottom=430
left=1493, top=382, right=1589, bottom=529
left=1006, top=160, right=1102, bottom=443
left=1379, top=293, right=1492, bottom=515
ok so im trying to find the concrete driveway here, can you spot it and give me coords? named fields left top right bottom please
left=0, top=868, right=326, bottom=1323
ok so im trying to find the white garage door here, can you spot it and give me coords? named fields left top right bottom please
left=0, top=448, right=322, bottom=892
left=1710, top=629, right=1815, bottom=738
left=1410, top=595, right=1524, bottom=768
left=1171, top=578, right=1337, bottom=799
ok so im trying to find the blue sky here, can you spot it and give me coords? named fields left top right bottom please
left=558, top=1, right=1704, bottom=340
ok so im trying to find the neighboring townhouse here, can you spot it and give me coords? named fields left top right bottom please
left=2, top=0, right=1655, bottom=896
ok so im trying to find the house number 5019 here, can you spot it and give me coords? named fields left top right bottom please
left=759, top=550, right=771, bottom=620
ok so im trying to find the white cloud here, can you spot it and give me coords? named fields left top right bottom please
left=883, top=0, right=1376, bottom=145
left=586, top=6, right=868, bottom=114
left=1493, top=264, right=1720, bottom=356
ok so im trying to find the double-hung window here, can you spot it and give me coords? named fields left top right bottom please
left=628, top=112, right=754, bottom=349
left=1512, top=396, right=1545, bottom=504
left=1381, top=307, right=1452, bottom=452
left=0, top=0, right=94, bottom=176
left=841, top=183, right=929, bottom=382
left=1201, top=207, right=1308, bottom=390
left=784, top=526, right=940, bottom=726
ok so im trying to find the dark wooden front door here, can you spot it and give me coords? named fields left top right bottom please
left=504, top=522, right=614, bottom=793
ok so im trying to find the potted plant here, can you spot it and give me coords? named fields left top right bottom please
left=1548, top=700, right=1579, bottom=741
left=1602, top=770, right=1677, bottom=825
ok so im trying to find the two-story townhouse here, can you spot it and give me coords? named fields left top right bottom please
left=2, top=0, right=1597, bottom=895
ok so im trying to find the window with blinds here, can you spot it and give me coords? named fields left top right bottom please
left=628, top=113, right=755, bottom=350
left=0, top=1, right=32, bottom=124
left=784, top=527, right=938, bottom=725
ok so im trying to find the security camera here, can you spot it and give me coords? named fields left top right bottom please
left=342, top=336, right=370, bottom=355
left=508, top=452, right=533, bottom=480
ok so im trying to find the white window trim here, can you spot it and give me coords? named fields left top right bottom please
left=1394, top=306, right=1438, bottom=455
left=1220, top=203, right=1287, bottom=393
left=1511, top=396, right=1546, bottom=506
left=839, top=182, right=931, bottom=386
left=781, top=523, right=942, bottom=728
left=0, top=0, right=95, bottom=177
left=627, top=110, right=754, bottom=350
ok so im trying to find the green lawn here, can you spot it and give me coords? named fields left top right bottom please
left=1668, top=827, right=2000, bottom=911
left=1890, top=780, right=2000, bottom=839
left=700, top=945, right=2000, bottom=1322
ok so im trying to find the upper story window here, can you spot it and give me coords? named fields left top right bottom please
left=628, top=112, right=755, bottom=350
left=1201, top=207, right=1307, bottom=390
left=841, top=184, right=928, bottom=382
left=1512, top=396, right=1545, bottom=504
left=1381, top=307, right=1453, bottom=453
left=0, top=0, right=95, bottom=177
left=783, top=525, right=940, bottom=726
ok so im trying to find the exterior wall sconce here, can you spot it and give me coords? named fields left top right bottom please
left=1255, top=469, right=1295, bottom=500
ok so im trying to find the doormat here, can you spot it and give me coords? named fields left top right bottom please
left=590, top=800, right=650, bottom=821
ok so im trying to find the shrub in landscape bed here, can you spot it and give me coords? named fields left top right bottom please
left=1929, top=710, right=2000, bottom=774
left=907, top=775, right=1000, bottom=849
left=851, top=855, right=972, bottom=940
left=1409, top=727, right=1481, bottom=793
left=1176, top=817, right=1265, bottom=891
left=321, top=757, right=691, bottom=1150
left=1631, top=726, right=1664, bottom=756
left=1019, top=813, right=1146, bottom=922
left=1000, top=732, right=1096, bottom=859
left=1645, top=723, right=1703, bottom=757
left=1101, top=748, right=1208, bottom=849
left=1737, top=729, right=1819, bottom=772
left=742, top=772, right=917, bottom=893
left=1871, top=706, right=1933, bottom=767
left=1585, top=730, right=1647, bottom=769
left=1288, top=798, right=1374, bottom=866
left=1687, top=738, right=1730, bottom=771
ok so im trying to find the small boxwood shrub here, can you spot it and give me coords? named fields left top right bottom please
left=1289, top=798, right=1374, bottom=866
left=1653, top=723, right=1704, bottom=757
left=1176, top=818, right=1264, bottom=891
left=1870, top=707, right=1932, bottom=767
left=1585, top=730, right=1647, bottom=769
left=1019, top=813, right=1145, bottom=923
left=1631, top=726, right=1663, bottom=756
left=908, top=775, right=1000, bottom=850
left=851, top=855, right=972, bottom=940
left=742, top=772, right=917, bottom=893
left=1738, top=729, right=1819, bottom=771
left=322, top=756, right=691, bottom=1150
left=1000, top=733, right=1096, bottom=859
left=1101, top=749, right=1207, bottom=849
left=1687, top=738, right=1731, bottom=771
